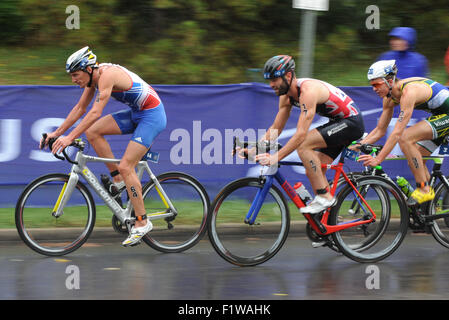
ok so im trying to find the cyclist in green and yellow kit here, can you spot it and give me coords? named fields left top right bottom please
left=358, top=59, right=449, bottom=204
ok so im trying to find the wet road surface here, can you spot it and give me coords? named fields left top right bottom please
left=0, top=232, right=448, bottom=300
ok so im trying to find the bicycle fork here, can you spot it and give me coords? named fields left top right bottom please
left=244, top=176, right=274, bottom=225
left=141, top=163, right=178, bottom=228
left=52, top=172, right=79, bottom=218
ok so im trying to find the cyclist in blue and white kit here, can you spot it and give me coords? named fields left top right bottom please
left=42, top=47, right=167, bottom=246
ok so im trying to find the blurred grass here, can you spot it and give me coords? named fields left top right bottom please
left=1, top=199, right=401, bottom=229
left=0, top=46, right=447, bottom=86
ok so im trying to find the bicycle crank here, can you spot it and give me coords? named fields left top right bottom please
left=111, top=216, right=128, bottom=234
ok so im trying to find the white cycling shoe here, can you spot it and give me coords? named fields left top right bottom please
left=122, top=217, right=153, bottom=247
left=300, top=195, right=336, bottom=214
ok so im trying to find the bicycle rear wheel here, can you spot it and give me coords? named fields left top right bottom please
left=329, top=176, right=408, bottom=263
left=428, top=181, right=449, bottom=248
left=15, top=173, right=96, bottom=256
left=141, top=172, right=210, bottom=253
left=208, top=177, right=290, bottom=267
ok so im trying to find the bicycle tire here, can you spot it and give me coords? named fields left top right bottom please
left=208, top=177, right=290, bottom=267
left=141, top=172, right=210, bottom=253
left=15, top=173, right=96, bottom=256
left=329, top=175, right=408, bottom=263
left=428, top=181, right=449, bottom=248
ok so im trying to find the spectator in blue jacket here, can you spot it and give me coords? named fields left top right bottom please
left=377, top=27, right=429, bottom=79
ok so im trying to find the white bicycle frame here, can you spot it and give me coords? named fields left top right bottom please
left=52, top=145, right=178, bottom=227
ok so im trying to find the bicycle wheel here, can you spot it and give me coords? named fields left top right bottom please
left=329, top=176, right=408, bottom=263
left=208, top=177, right=290, bottom=267
left=428, top=181, right=449, bottom=248
left=141, top=172, right=210, bottom=253
left=15, top=173, right=96, bottom=256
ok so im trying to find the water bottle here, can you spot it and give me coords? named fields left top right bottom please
left=396, top=176, right=414, bottom=198
left=294, top=182, right=312, bottom=204
left=100, top=174, right=124, bottom=207
left=100, top=174, right=119, bottom=196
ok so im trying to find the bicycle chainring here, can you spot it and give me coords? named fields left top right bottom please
left=305, top=223, right=340, bottom=252
left=111, top=215, right=129, bottom=234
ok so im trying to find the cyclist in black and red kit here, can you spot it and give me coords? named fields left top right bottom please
left=247, top=55, right=365, bottom=214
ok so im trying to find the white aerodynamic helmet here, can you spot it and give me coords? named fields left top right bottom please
left=367, top=60, right=398, bottom=81
left=66, top=46, right=98, bottom=73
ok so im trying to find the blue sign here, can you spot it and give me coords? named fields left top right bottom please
left=0, top=83, right=442, bottom=207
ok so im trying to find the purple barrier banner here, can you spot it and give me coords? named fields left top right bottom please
left=0, top=84, right=439, bottom=207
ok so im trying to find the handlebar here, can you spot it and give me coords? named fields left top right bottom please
left=232, top=137, right=283, bottom=159
left=41, top=133, right=85, bottom=165
left=359, top=143, right=383, bottom=155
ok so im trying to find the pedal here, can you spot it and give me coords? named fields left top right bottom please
left=311, top=241, right=326, bottom=248
left=123, top=240, right=142, bottom=247
left=129, top=240, right=142, bottom=247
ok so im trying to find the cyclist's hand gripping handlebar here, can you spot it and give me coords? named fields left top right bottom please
left=359, top=143, right=383, bottom=155
left=232, top=137, right=282, bottom=160
left=41, top=133, right=82, bottom=164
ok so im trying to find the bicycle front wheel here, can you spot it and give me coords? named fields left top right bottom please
left=428, top=181, right=449, bottom=248
left=329, top=176, right=408, bottom=263
left=208, top=177, right=290, bottom=267
left=15, top=173, right=96, bottom=256
left=141, top=172, right=210, bottom=253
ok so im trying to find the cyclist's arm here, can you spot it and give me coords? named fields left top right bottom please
left=374, top=88, right=416, bottom=162
left=274, top=81, right=319, bottom=161
left=66, top=73, right=114, bottom=140
left=52, top=87, right=95, bottom=137
left=262, top=95, right=292, bottom=141
left=360, top=98, right=395, bottom=145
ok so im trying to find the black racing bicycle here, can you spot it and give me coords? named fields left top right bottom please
left=341, top=143, right=449, bottom=249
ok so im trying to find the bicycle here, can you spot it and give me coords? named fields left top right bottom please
left=207, top=137, right=409, bottom=266
left=343, top=143, right=449, bottom=249
left=15, top=134, right=210, bottom=256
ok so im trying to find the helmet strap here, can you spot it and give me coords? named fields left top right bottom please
left=383, top=76, right=396, bottom=98
left=87, top=69, right=94, bottom=88
left=84, top=67, right=97, bottom=88
left=279, top=71, right=294, bottom=95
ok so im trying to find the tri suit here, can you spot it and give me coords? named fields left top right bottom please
left=289, top=78, right=365, bottom=159
left=100, top=63, right=167, bottom=149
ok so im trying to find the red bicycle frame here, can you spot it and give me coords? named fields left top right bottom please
left=275, top=159, right=377, bottom=236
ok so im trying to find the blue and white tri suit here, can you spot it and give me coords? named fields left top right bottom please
left=101, top=63, right=167, bottom=149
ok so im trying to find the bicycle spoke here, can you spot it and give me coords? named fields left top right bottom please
left=15, top=174, right=95, bottom=256
left=330, top=176, right=408, bottom=263
left=142, top=172, right=210, bottom=253
left=208, top=178, right=290, bottom=266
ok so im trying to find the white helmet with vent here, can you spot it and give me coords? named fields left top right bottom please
left=367, top=60, right=397, bottom=81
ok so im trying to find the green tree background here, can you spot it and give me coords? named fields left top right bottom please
left=0, top=0, right=448, bottom=85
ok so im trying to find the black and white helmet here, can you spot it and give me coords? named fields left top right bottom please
left=66, top=46, right=98, bottom=73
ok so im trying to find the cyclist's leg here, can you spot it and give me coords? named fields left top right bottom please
left=300, top=115, right=364, bottom=202
left=398, top=120, right=434, bottom=194
left=296, top=129, right=330, bottom=198
left=120, top=105, right=167, bottom=228
left=416, top=139, right=438, bottom=181
left=119, top=140, right=150, bottom=227
left=85, top=109, right=134, bottom=183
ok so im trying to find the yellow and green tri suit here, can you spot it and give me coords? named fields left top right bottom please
left=397, top=78, right=449, bottom=151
